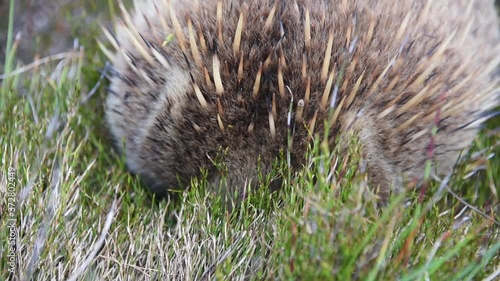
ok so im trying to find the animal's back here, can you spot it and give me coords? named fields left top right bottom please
left=103, top=0, right=500, bottom=199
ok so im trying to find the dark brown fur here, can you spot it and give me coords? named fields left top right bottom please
left=103, top=0, right=500, bottom=200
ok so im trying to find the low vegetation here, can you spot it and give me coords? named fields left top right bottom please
left=1, top=0, right=499, bottom=280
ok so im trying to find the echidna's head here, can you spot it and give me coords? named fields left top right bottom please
left=103, top=0, right=320, bottom=196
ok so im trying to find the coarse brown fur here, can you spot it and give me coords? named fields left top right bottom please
left=102, top=0, right=500, bottom=201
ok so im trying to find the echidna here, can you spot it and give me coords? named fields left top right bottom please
left=100, top=0, right=500, bottom=201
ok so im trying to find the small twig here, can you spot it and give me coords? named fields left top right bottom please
left=67, top=187, right=120, bottom=281
left=23, top=163, right=62, bottom=281
left=0, top=52, right=79, bottom=80
left=429, top=172, right=499, bottom=226
left=483, top=265, right=500, bottom=281
left=445, top=187, right=500, bottom=226
left=81, top=61, right=111, bottom=103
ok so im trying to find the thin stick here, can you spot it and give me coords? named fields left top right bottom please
left=67, top=189, right=120, bottom=281
left=0, top=52, right=80, bottom=79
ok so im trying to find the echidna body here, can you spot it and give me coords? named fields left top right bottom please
left=102, top=0, right=500, bottom=199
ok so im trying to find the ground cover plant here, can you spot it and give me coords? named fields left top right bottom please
left=1, top=0, right=499, bottom=280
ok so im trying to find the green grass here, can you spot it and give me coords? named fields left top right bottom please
left=1, top=1, right=499, bottom=280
